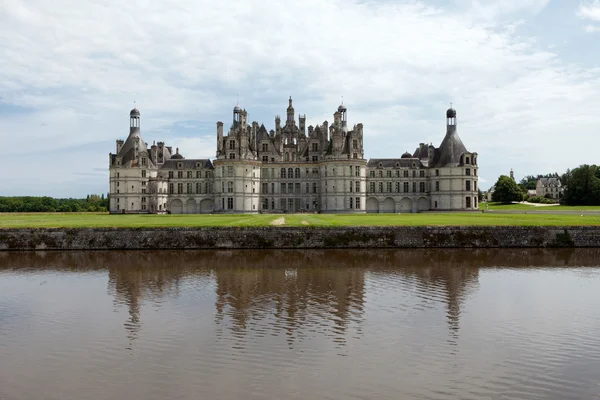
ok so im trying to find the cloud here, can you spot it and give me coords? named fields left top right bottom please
left=578, top=0, right=600, bottom=21
left=1, top=0, right=600, bottom=195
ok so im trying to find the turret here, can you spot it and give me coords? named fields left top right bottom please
left=233, top=105, right=242, bottom=128
left=275, top=115, right=281, bottom=134
left=286, top=96, right=295, bottom=126
left=338, top=103, right=348, bottom=132
left=116, top=139, right=124, bottom=153
left=299, top=114, right=306, bottom=136
left=130, top=108, right=140, bottom=135
left=446, top=105, right=457, bottom=134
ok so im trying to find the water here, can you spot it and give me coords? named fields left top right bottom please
left=1, top=249, right=600, bottom=400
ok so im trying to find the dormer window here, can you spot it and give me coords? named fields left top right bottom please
left=396, top=162, right=399, bottom=168
left=466, top=156, right=470, bottom=164
left=196, top=162, right=201, bottom=168
left=178, top=162, right=182, bottom=169
left=379, top=162, right=383, bottom=168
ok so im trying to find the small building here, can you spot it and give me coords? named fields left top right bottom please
left=536, top=178, right=563, bottom=200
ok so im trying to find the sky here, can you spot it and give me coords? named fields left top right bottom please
left=1, top=0, right=600, bottom=197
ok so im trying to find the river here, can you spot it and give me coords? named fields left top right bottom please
left=1, top=249, right=599, bottom=400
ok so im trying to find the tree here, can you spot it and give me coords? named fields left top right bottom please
left=562, top=165, right=600, bottom=205
left=492, top=175, right=523, bottom=203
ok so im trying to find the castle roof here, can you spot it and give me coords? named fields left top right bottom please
left=431, top=127, right=468, bottom=168
left=160, top=159, right=213, bottom=169
left=367, top=158, right=425, bottom=168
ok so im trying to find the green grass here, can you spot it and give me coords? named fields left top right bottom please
left=483, top=202, right=600, bottom=211
left=1, top=212, right=600, bottom=228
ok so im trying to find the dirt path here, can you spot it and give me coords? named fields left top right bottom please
left=270, top=216, right=286, bottom=226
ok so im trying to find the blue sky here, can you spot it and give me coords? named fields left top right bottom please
left=1, top=0, right=600, bottom=197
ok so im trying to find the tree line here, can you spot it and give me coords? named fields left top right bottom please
left=490, top=164, right=600, bottom=205
left=0, top=194, right=109, bottom=212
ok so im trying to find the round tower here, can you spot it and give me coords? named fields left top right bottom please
left=446, top=105, right=456, bottom=127
left=130, top=107, right=140, bottom=134
left=233, top=104, right=242, bottom=128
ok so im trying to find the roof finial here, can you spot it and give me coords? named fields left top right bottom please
left=450, top=102, right=453, bottom=109
left=341, top=95, right=344, bottom=105
left=236, top=93, right=239, bottom=105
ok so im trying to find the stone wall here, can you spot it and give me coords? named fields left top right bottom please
left=1, top=226, right=600, bottom=250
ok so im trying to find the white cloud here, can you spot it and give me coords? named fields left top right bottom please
left=1, top=0, right=600, bottom=194
left=578, top=0, right=600, bottom=21
left=584, top=24, right=600, bottom=32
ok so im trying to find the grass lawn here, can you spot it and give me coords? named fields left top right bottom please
left=483, top=202, right=600, bottom=211
left=1, top=212, right=600, bottom=228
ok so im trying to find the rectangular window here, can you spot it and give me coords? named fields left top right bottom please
left=205, top=171, right=210, bottom=178
left=178, top=171, right=183, bottom=179
left=349, top=197, right=353, bottom=209
left=350, top=181, right=353, bottom=192
left=356, top=181, right=360, bottom=193
left=280, top=198, right=286, bottom=211
left=142, top=170, right=146, bottom=178
left=313, top=182, right=318, bottom=193
left=403, top=170, right=409, bottom=178
left=196, top=171, right=201, bottom=178
left=419, top=182, right=425, bottom=193
left=205, top=182, right=211, bottom=193
left=466, top=180, right=471, bottom=191
left=353, top=139, right=358, bottom=149
left=262, top=183, right=268, bottom=193
left=356, top=197, right=360, bottom=210
left=262, top=198, right=269, bottom=210
left=288, top=183, right=293, bottom=193
left=466, top=196, right=471, bottom=208
left=474, top=181, right=477, bottom=191
left=227, top=166, right=234, bottom=177
left=379, top=182, right=383, bottom=193
left=227, top=198, right=234, bottom=209
left=262, top=143, right=268, bottom=152
left=229, top=140, right=236, bottom=150
left=312, top=143, right=318, bottom=151
left=412, top=182, right=416, bottom=193
left=412, top=170, right=416, bottom=178
left=295, top=183, right=300, bottom=194
left=141, top=157, right=147, bottom=166
left=262, top=156, right=269, bottom=162
left=378, top=171, right=383, bottom=178
left=196, top=182, right=201, bottom=194
left=387, top=182, right=392, bottom=192
left=370, top=182, right=375, bottom=193
left=271, top=183, right=275, bottom=194
left=420, top=170, right=425, bottom=178
left=369, top=171, right=375, bottom=178
left=169, top=183, right=174, bottom=194
left=395, top=182, right=400, bottom=193
left=178, top=183, right=183, bottom=193
left=466, top=168, right=471, bottom=176
left=353, top=153, right=358, bottom=159
left=281, top=183, right=286, bottom=194
left=387, top=171, right=392, bottom=178
left=187, top=171, right=192, bottom=178
left=227, top=181, right=234, bottom=193
left=436, top=169, right=439, bottom=176
left=312, top=156, right=318, bottom=162
left=436, top=181, right=440, bottom=191
left=396, top=170, right=400, bottom=178
left=355, top=166, right=360, bottom=177
left=187, top=183, right=193, bottom=194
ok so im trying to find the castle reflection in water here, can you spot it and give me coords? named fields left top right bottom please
left=1, top=248, right=597, bottom=347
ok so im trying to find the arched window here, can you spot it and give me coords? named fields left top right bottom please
left=295, top=168, right=300, bottom=178
left=288, top=168, right=293, bottom=179
left=281, top=168, right=286, bottom=178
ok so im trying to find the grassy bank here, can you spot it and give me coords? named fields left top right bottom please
left=483, top=202, right=600, bottom=211
left=2, top=212, right=600, bottom=228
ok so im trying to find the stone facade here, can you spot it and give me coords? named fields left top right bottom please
left=109, top=99, right=478, bottom=213
left=536, top=177, right=563, bottom=200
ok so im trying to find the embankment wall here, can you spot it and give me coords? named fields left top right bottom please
left=1, top=226, right=599, bottom=250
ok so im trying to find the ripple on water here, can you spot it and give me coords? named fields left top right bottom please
left=1, top=250, right=600, bottom=400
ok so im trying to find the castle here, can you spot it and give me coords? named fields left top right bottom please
left=109, top=98, right=479, bottom=213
